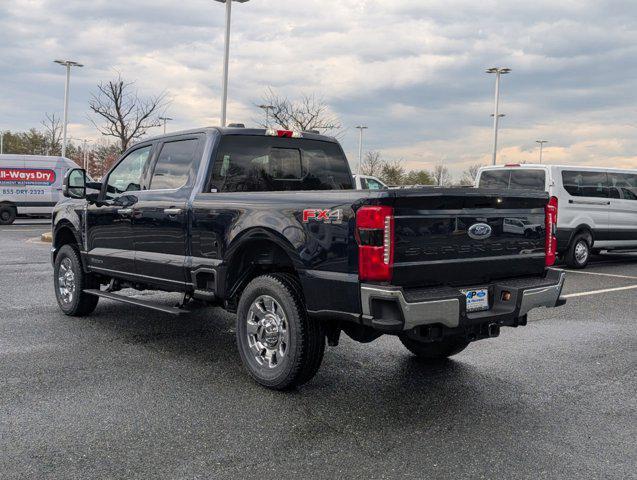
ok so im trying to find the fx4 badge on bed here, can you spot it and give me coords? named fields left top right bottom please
left=302, top=208, right=343, bottom=224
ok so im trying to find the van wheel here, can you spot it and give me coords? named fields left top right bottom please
left=236, top=273, right=325, bottom=390
left=399, top=336, right=469, bottom=360
left=565, top=233, right=591, bottom=269
left=54, top=245, right=99, bottom=316
left=0, top=205, right=16, bottom=225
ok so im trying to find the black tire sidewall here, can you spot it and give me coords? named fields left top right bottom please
left=568, top=234, right=590, bottom=268
left=0, top=206, right=16, bottom=225
left=236, top=276, right=305, bottom=387
left=54, top=245, right=87, bottom=314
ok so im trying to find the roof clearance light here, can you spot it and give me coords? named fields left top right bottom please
left=505, top=163, right=521, bottom=167
left=265, top=129, right=302, bottom=138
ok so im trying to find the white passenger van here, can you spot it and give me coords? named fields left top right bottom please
left=476, top=164, right=637, bottom=268
left=0, top=155, right=80, bottom=225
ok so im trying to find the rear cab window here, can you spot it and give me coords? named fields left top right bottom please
left=478, top=168, right=546, bottom=191
left=210, top=135, right=354, bottom=192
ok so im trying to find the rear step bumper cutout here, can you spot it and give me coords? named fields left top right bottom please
left=360, top=268, right=566, bottom=331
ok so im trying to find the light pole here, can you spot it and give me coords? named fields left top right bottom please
left=159, top=116, right=173, bottom=134
left=0, top=131, right=4, bottom=155
left=54, top=60, right=84, bottom=158
left=214, top=0, right=250, bottom=127
left=536, top=140, right=548, bottom=164
left=486, top=67, right=510, bottom=165
left=355, top=125, right=368, bottom=175
left=258, top=104, right=274, bottom=128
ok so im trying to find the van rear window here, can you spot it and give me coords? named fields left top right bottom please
left=479, top=169, right=546, bottom=191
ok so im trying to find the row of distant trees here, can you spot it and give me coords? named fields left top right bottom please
left=3, top=73, right=484, bottom=183
left=359, top=151, right=483, bottom=187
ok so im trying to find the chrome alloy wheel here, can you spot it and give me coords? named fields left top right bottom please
left=57, top=257, right=76, bottom=305
left=575, top=240, right=589, bottom=264
left=246, top=295, right=289, bottom=369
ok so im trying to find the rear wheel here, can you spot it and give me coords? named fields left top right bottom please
left=54, top=245, right=99, bottom=316
left=399, top=335, right=469, bottom=360
left=565, top=233, right=591, bottom=269
left=236, top=273, right=325, bottom=390
left=0, top=205, right=16, bottom=225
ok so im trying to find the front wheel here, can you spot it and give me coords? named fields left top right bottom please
left=399, top=335, right=469, bottom=360
left=54, top=245, right=99, bottom=316
left=236, top=273, right=325, bottom=390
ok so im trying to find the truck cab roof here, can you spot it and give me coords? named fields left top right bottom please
left=141, top=126, right=338, bottom=144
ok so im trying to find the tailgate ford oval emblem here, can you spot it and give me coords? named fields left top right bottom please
left=468, top=223, right=492, bottom=240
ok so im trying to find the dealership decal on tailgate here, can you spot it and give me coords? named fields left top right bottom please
left=462, top=288, right=490, bottom=312
left=0, top=168, right=56, bottom=186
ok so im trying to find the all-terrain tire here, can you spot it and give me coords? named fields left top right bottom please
left=53, top=245, right=99, bottom=316
left=236, top=273, right=325, bottom=390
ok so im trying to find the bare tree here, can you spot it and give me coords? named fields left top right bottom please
left=360, top=151, right=384, bottom=177
left=89, top=74, right=166, bottom=152
left=41, top=113, right=62, bottom=156
left=431, top=164, right=452, bottom=187
left=460, top=163, right=484, bottom=186
left=256, top=88, right=341, bottom=135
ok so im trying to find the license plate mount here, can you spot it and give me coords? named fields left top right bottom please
left=461, top=288, right=490, bottom=312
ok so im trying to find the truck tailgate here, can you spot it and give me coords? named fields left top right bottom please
left=390, top=189, right=548, bottom=287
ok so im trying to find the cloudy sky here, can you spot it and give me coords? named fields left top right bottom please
left=1, top=0, right=636, bottom=177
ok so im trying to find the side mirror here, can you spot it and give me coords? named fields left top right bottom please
left=62, top=168, right=87, bottom=199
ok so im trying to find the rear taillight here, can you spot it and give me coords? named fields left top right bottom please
left=545, top=196, right=558, bottom=266
left=356, top=206, right=394, bottom=282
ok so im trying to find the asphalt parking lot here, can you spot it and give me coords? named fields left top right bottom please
left=1, top=220, right=635, bottom=479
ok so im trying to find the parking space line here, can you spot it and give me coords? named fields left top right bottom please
left=555, top=268, right=637, bottom=281
left=562, top=284, right=637, bottom=298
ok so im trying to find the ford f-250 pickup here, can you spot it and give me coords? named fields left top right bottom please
left=52, top=127, right=566, bottom=389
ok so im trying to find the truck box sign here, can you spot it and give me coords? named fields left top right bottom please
left=0, top=168, right=56, bottom=186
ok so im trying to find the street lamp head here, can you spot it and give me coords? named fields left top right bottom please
left=159, top=116, right=173, bottom=121
left=536, top=140, right=548, bottom=144
left=54, top=59, right=84, bottom=68
left=486, top=67, right=510, bottom=74
left=355, top=125, right=368, bottom=130
left=258, top=104, right=274, bottom=110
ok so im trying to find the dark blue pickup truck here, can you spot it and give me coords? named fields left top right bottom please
left=52, top=127, right=565, bottom=389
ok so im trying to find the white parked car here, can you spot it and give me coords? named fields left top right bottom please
left=353, top=174, right=387, bottom=190
left=476, top=163, right=637, bottom=268
left=0, top=154, right=80, bottom=224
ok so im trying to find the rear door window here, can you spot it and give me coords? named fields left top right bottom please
left=561, top=171, right=609, bottom=198
left=478, top=170, right=510, bottom=189
left=149, top=138, right=199, bottom=190
left=509, top=170, right=546, bottom=190
left=479, top=169, right=546, bottom=191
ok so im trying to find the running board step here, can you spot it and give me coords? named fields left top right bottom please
left=84, top=289, right=188, bottom=315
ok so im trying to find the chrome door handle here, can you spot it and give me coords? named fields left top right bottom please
left=117, top=208, right=133, bottom=215
left=164, top=208, right=183, bottom=215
